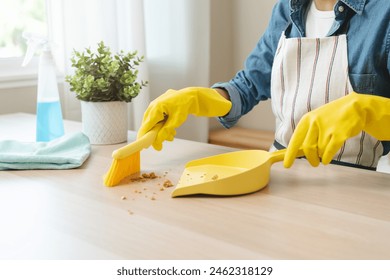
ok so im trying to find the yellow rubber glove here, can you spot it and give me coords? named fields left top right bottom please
left=138, top=87, right=232, bottom=150
left=284, top=92, right=390, bottom=168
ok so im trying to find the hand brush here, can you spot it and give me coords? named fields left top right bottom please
left=103, top=123, right=163, bottom=187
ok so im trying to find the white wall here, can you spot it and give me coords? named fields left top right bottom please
left=144, top=0, right=211, bottom=142
left=209, top=0, right=277, bottom=132
left=231, top=0, right=277, bottom=132
left=210, top=0, right=235, bottom=85
left=0, top=84, right=66, bottom=116
left=0, top=86, right=37, bottom=114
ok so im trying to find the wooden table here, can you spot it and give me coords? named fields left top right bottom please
left=1, top=113, right=390, bottom=260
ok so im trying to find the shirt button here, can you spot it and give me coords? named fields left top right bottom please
left=338, top=5, right=345, bottom=12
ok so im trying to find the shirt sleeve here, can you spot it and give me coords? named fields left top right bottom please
left=212, top=0, right=291, bottom=128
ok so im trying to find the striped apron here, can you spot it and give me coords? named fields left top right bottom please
left=270, top=33, right=383, bottom=169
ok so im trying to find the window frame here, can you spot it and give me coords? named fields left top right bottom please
left=0, top=0, right=48, bottom=90
left=0, top=56, right=40, bottom=89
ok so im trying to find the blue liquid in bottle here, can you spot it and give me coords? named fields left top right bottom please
left=36, top=101, right=64, bottom=142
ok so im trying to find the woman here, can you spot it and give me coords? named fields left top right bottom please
left=138, top=0, right=390, bottom=170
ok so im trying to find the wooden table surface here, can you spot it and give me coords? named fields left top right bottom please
left=0, top=113, right=390, bottom=260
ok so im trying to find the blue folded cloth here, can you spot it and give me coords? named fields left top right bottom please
left=0, top=132, right=91, bottom=170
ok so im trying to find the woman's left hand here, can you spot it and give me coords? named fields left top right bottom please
left=284, top=92, right=390, bottom=168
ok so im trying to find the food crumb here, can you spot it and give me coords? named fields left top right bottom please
left=131, top=176, right=144, bottom=182
left=130, top=172, right=158, bottom=183
left=163, top=179, right=174, bottom=188
left=211, top=175, right=218, bottom=180
left=123, top=171, right=175, bottom=198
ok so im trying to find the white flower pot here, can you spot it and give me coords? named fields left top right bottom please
left=81, top=101, right=128, bottom=145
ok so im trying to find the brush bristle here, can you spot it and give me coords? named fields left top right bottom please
left=103, top=152, right=140, bottom=187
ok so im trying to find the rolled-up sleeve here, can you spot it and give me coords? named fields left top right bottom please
left=212, top=82, right=242, bottom=128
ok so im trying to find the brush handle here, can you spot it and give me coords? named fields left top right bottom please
left=268, top=148, right=305, bottom=164
left=112, top=122, right=164, bottom=160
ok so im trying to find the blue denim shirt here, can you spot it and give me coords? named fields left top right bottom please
left=213, top=0, right=390, bottom=154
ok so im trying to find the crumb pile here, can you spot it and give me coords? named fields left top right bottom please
left=119, top=171, right=175, bottom=215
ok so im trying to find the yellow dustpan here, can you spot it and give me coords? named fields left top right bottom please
left=171, top=149, right=302, bottom=197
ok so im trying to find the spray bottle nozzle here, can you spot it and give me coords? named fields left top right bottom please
left=22, top=32, right=49, bottom=67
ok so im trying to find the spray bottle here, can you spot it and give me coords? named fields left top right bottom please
left=22, top=33, right=64, bottom=142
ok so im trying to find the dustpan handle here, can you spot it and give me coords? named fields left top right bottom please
left=112, top=122, right=164, bottom=159
left=268, top=148, right=305, bottom=164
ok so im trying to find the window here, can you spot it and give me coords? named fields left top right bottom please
left=0, top=0, right=47, bottom=88
left=0, top=0, right=47, bottom=58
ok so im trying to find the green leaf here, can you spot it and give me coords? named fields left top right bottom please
left=65, top=41, right=147, bottom=102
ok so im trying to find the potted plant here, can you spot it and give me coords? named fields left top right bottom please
left=65, top=41, right=148, bottom=144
